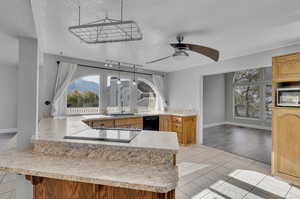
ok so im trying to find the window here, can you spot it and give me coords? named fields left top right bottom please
left=265, top=84, right=272, bottom=120
left=67, top=75, right=100, bottom=113
left=234, top=85, right=260, bottom=118
left=107, top=76, right=131, bottom=113
left=233, top=68, right=272, bottom=120
left=66, top=74, right=160, bottom=115
left=136, top=80, right=156, bottom=112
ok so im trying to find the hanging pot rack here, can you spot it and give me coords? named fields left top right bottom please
left=68, top=0, right=143, bottom=44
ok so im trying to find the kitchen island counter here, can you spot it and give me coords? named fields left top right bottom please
left=0, top=148, right=178, bottom=193
left=33, top=116, right=179, bottom=153
left=0, top=116, right=179, bottom=198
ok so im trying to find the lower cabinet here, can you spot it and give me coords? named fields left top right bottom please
left=26, top=176, right=175, bottom=199
left=90, top=117, right=143, bottom=129
left=273, top=108, right=300, bottom=183
left=115, top=118, right=143, bottom=129
left=160, top=115, right=196, bottom=145
left=92, top=120, right=115, bottom=128
left=159, top=115, right=172, bottom=131
left=88, top=115, right=197, bottom=145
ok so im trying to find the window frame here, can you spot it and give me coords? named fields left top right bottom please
left=232, top=68, right=272, bottom=121
left=106, top=76, right=133, bottom=114
left=66, top=73, right=159, bottom=115
left=66, top=74, right=101, bottom=115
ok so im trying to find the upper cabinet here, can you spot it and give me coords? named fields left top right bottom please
left=273, top=53, right=300, bottom=82
left=272, top=51, right=300, bottom=184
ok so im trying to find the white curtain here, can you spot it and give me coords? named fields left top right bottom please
left=51, top=63, right=77, bottom=117
left=152, top=75, right=167, bottom=111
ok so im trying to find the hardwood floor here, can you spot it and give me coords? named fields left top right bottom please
left=203, top=125, right=272, bottom=165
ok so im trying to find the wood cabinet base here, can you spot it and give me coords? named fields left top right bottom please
left=26, top=176, right=175, bottom=199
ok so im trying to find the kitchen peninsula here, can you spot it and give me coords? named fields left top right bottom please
left=0, top=115, right=181, bottom=199
left=81, top=112, right=197, bottom=145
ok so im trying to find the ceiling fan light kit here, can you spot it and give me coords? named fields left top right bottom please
left=69, top=0, right=143, bottom=44
left=146, top=34, right=220, bottom=64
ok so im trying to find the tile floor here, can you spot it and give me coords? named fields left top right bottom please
left=203, top=125, right=272, bottom=165
left=176, top=145, right=299, bottom=199
left=0, top=135, right=299, bottom=199
left=0, top=134, right=16, bottom=199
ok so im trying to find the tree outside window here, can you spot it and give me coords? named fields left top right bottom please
left=66, top=74, right=159, bottom=114
left=67, top=75, right=100, bottom=108
left=233, top=68, right=272, bottom=120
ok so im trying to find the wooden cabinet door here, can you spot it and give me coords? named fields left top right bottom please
left=159, top=115, right=172, bottom=131
left=183, top=117, right=196, bottom=145
left=92, top=120, right=115, bottom=128
left=273, top=108, right=300, bottom=178
left=115, top=118, right=143, bottom=129
left=273, top=53, right=300, bottom=81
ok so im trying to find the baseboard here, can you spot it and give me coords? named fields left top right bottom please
left=225, top=122, right=272, bottom=131
left=0, top=128, right=18, bottom=134
left=203, top=122, right=271, bottom=131
left=203, top=122, right=227, bottom=128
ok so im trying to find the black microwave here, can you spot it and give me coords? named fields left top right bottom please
left=277, top=87, right=300, bottom=107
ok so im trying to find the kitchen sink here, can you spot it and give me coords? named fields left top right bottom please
left=109, top=113, right=135, bottom=116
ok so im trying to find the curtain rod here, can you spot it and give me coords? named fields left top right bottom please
left=57, top=61, right=157, bottom=76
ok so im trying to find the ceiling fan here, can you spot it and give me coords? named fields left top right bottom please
left=146, top=35, right=220, bottom=64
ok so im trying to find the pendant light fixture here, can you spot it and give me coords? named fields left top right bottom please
left=132, top=65, right=137, bottom=85
left=117, top=62, right=121, bottom=85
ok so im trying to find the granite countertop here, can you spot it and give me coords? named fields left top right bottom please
left=80, top=111, right=197, bottom=120
left=33, top=116, right=180, bottom=153
left=0, top=115, right=181, bottom=193
left=0, top=148, right=178, bottom=193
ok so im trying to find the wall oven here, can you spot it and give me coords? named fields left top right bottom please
left=277, top=87, right=300, bottom=107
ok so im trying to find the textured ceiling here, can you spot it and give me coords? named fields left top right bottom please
left=35, top=0, right=300, bottom=72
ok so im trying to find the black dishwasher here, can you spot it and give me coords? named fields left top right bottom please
left=143, top=116, right=159, bottom=131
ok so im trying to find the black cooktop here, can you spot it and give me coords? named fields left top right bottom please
left=64, top=129, right=140, bottom=143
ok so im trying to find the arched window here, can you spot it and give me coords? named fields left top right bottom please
left=67, top=75, right=100, bottom=114
left=136, top=80, right=157, bottom=112
left=233, top=68, right=272, bottom=120
left=65, top=74, right=160, bottom=114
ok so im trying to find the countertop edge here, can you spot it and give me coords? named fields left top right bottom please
left=0, top=167, right=176, bottom=193
left=31, top=137, right=179, bottom=154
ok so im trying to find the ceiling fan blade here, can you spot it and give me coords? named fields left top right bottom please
left=184, top=44, right=220, bottom=62
left=146, top=55, right=172, bottom=64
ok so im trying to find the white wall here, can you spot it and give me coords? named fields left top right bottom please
left=0, top=65, right=17, bottom=131
left=203, top=74, right=226, bottom=127
left=166, top=43, right=300, bottom=144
